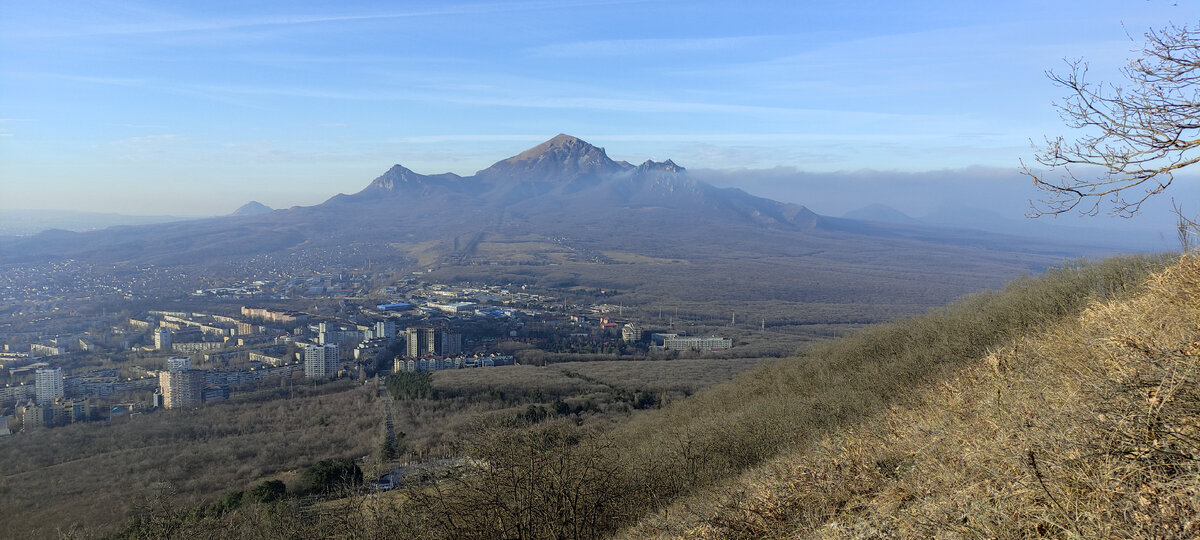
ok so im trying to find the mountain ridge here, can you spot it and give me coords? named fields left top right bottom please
left=0, top=134, right=1115, bottom=310
left=340, top=135, right=816, bottom=230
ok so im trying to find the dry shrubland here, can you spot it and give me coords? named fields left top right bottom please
left=0, top=379, right=382, bottom=538
left=59, top=254, right=1178, bottom=539
left=637, top=255, right=1200, bottom=538
left=361, top=255, right=1171, bottom=539
left=0, top=355, right=761, bottom=538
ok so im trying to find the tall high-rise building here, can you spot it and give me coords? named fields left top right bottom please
left=34, top=367, right=64, bottom=405
left=440, top=331, right=462, bottom=356
left=405, top=327, right=460, bottom=357
left=405, top=327, right=438, bottom=358
left=304, top=344, right=339, bottom=378
left=154, top=327, right=173, bottom=351
left=159, top=369, right=204, bottom=409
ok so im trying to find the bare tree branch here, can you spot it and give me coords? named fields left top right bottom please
left=1025, top=24, right=1200, bottom=218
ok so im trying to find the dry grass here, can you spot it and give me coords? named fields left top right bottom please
left=555, top=358, right=763, bottom=395
left=640, top=256, right=1200, bottom=538
left=0, top=379, right=384, bottom=538
left=600, top=251, right=688, bottom=264
left=73, top=255, right=1175, bottom=539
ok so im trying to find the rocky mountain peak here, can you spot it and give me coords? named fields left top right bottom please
left=367, top=164, right=426, bottom=191
left=636, top=159, right=685, bottom=173
left=477, top=134, right=629, bottom=183
left=511, top=133, right=588, bottom=159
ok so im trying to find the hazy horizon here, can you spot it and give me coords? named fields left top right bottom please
left=1, top=148, right=1186, bottom=246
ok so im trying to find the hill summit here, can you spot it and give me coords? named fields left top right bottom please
left=477, top=133, right=630, bottom=184
left=230, top=201, right=272, bottom=216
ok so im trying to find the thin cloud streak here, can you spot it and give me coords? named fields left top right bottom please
left=528, top=35, right=780, bottom=57
left=183, top=80, right=958, bottom=123
left=9, top=0, right=657, bottom=38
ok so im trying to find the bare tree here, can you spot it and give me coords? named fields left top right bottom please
left=1024, top=24, right=1200, bottom=218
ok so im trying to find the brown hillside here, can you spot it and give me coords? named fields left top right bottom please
left=631, top=256, right=1200, bottom=538
left=96, top=255, right=1174, bottom=539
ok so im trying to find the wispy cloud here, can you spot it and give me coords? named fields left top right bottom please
left=528, top=35, right=778, bottom=57
left=182, top=79, right=955, bottom=123
left=8, top=72, right=147, bottom=87
left=0, top=117, right=34, bottom=138
left=106, top=134, right=184, bottom=159
left=666, top=21, right=1131, bottom=95
left=10, top=0, right=656, bottom=38
left=385, top=134, right=550, bottom=144
left=572, top=132, right=958, bottom=144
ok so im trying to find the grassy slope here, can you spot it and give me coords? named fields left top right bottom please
left=373, top=254, right=1173, bottom=540
left=90, top=255, right=1177, bottom=539
left=624, top=255, right=1200, bottom=538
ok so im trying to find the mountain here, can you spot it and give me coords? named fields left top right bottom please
left=842, top=203, right=921, bottom=225
left=0, top=135, right=1130, bottom=318
left=619, top=255, right=1180, bottom=537
left=0, top=209, right=195, bottom=236
left=842, top=202, right=1167, bottom=252
left=477, top=133, right=631, bottom=184
left=230, top=201, right=273, bottom=216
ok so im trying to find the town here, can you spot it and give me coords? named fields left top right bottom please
left=0, top=269, right=733, bottom=434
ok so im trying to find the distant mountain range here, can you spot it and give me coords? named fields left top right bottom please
left=841, top=203, right=1162, bottom=252
left=0, top=209, right=196, bottom=237
left=333, top=134, right=818, bottom=231
left=0, top=134, right=1146, bottom=311
left=0, top=202, right=274, bottom=237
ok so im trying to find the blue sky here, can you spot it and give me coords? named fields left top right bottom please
left=0, top=0, right=1195, bottom=221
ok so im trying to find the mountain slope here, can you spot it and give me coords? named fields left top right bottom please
left=0, top=209, right=195, bottom=236
left=0, top=135, right=1100, bottom=269
left=149, top=254, right=1164, bottom=539
left=0, top=135, right=1131, bottom=332
left=69, top=252, right=1177, bottom=539
left=618, top=254, right=1196, bottom=538
left=476, top=133, right=632, bottom=189
left=842, top=202, right=1164, bottom=252
left=841, top=203, right=921, bottom=224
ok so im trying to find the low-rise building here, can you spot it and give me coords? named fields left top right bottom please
left=397, top=354, right=514, bottom=372
left=249, top=351, right=287, bottom=367
left=656, top=334, right=732, bottom=352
